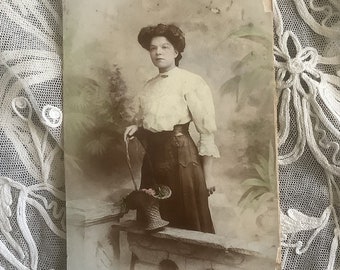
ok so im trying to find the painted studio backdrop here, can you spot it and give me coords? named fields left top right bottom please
left=64, top=0, right=279, bottom=269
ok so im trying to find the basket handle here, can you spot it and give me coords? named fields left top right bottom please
left=125, top=139, right=138, bottom=191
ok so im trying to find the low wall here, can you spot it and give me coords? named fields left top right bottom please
left=112, top=221, right=279, bottom=270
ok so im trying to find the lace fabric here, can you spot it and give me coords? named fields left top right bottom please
left=0, top=0, right=66, bottom=269
left=0, top=0, right=339, bottom=269
left=274, top=0, right=340, bottom=269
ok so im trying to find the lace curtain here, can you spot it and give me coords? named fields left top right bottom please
left=0, top=0, right=339, bottom=269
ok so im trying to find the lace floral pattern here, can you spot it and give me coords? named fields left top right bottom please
left=0, top=0, right=65, bottom=269
left=275, top=0, right=340, bottom=269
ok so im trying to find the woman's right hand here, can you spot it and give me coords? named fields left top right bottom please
left=124, top=125, right=138, bottom=142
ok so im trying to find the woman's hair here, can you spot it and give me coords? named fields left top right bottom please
left=138, top=23, right=185, bottom=66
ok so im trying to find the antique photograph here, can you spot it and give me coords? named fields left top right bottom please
left=64, top=0, right=279, bottom=269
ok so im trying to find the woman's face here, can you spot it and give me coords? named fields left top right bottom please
left=149, top=36, right=178, bottom=73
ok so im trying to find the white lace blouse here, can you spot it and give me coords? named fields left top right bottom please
left=136, top=67, right=220, bottom=158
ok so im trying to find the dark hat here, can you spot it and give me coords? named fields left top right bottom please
left=138, top=23, right=186, bottom=53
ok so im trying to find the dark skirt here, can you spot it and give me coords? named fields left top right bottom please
left=136, top=123, right=215, bottom=233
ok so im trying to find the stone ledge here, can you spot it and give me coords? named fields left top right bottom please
left=112, top=220, right=262, bottom=256
left=127, top=233, right=264, bottom=267
left=112, top=220, right=277, bottom=269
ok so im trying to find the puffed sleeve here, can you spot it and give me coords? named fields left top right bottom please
left=184, top=76, right=220, bottom=158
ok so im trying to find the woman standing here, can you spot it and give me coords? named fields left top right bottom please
left=124, top=23, right=219, bottom=233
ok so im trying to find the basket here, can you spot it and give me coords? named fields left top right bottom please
left=125, top=190, right=169, bottom=231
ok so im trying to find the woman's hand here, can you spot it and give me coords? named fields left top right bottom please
left=207, top=186, right=216, bottom=196
left=202, top=156, right=216, bottom=196
left=205, top=175, right=216, bottom=196
left=124, top=125, right=138, bottom=142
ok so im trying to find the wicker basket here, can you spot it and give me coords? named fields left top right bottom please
left=125, top=188, right=170, bottom=231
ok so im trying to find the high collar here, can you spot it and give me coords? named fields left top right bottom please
left=157, top=67, right=178, bottom=78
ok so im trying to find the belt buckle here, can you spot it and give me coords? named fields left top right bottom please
left=173, top=125, right=184, bottom=137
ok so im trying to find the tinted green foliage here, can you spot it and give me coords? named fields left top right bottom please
left=238, top=142, right=276, bottom=210
left=64, top=65, right=130, bottom=175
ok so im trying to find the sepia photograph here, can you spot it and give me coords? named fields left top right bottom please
left=64, top=0, right=279, bottom=269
